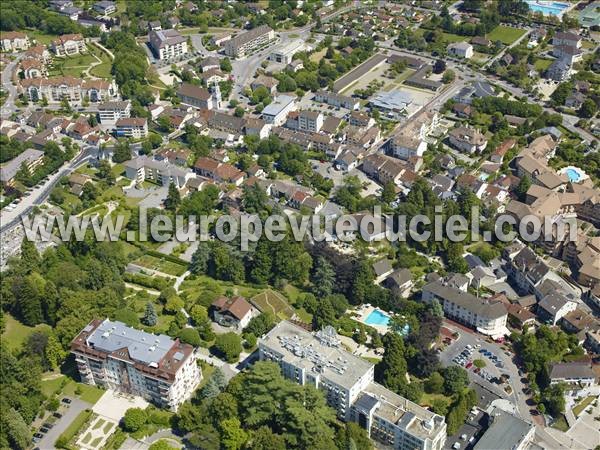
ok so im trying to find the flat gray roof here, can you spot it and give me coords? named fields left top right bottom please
left=474, top=408, right=533, bottom=450
left=259, top=320, right=373, bottom=390
left=262, top=94, right=296, bottom=117
left=86, top=319, right=175, bottom=366
left=0, top=148, right=44, bottom=182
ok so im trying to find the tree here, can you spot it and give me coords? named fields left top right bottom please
left=433, top=59, right=446, bottom=74
left=515, top=174, right=531, bottom=201
left=234, top=106, right=245, bottom=117
left=198, top=368, right=227, bottom=400
left=220, top=57, right=232, bottom=72
left=425, top=371, right=445, bottom=394
left=112, top=140, right=131, bottom=163
left=442, top=69, right=455, bottom=83
left=220, top=417, right=247, bottom=450
left=178, top=328, right=201, bottom=347
left=578, top=99, right=596, bottom=118
left=244, top=313, right=275, bottom=337
left=312, top=298, right=336, bottom=330
left=250, top=426, right=287, bottom=450
left=142, top=302, right=158, bottom=326
left=214, top=332, right=242, bottom=362
left=190, top=242, right=211, bottom=274
left=311, top=256, right=335, bottom=298
left=165, top=182, right=181, bottom=211
left=164, top=295, right=184, bottom=314
left=97, top=160, right=115, bottom=185
left=122, top=408, right=147, bottom=432
left=376, top=332, right=407, bottom=393
left=148, top=440, right=178, bottom=450
left=381, top=181, right=396, bottom=203
left=443, top=366, right=469, bottom=396
left=5, top=408, right=31, bottom=450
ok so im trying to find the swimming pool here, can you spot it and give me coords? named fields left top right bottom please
left=364, top=309, right=391, bottom=326
left=525, top=1, right=570, bottom=16
left=558, top=165, right=587, bottom=183
left=565, top=168, right=582, bottom=182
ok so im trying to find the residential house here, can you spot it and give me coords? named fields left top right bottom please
left=383, top=268, right=413, bottom=297
left=211, top=296, right=254, bottom=330
left=51, top=34, right=85, bottom=56
left=373, top=259, right=394, bottom=284
left=549, top=361, right=596, bottom=387
left=149, top=29, right=188, bottom=60
left=448, top=126, right=487, bottom=153
left=1, top=31, right=30, bottom=52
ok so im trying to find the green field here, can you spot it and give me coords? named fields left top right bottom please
left=251, top=290, right=296, bottom=320
left=486, top=25, right=527, bottom=45
left=2, top=314, right=45, bottom=351
left=57, top=409, right=93, bottom=446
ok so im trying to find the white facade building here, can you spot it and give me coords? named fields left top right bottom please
left=115, top=117, right=148, bottom=138
left=98, top=100, right=131, bottom=125
left=224, top=25, right=275, bottom=58
left=124, top=155, right=194, bottom=188
left=149, top=29, right=188, bottom=60
left=71, top=319, right=201, bottom=411
left=51, top=33, right=86, bottom=56
left=259, top=321, right=447, bottom=450
left=262, top=94, right=296, bottom=125
left=422, top=279, right=508, bottom=337
left=448, top=42, right=474, bottom=59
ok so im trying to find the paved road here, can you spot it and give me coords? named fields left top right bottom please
left=35, top=397, right=92, bottom=450
left=0, top=55, right=20, bottom=119
left=440, top=320, right=572, bottom=450
left=0, top=146, right=95, bottom=234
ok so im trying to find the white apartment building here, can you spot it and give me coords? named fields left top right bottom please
left=298, top=110, right=324, bottom=132
left=448, top=126, right=488, bottom=153
left=224, top=25, right=275, bottom=58
left=115, top=117, right=148, bottom=138
left=124, top=155, right=194, bottom=188
left=0, top=31, right=30, bottom=52
left=262, top=94, right=297, bottom=126
left=447, top=42, right=474, bottom=59
left=269, top=40, right=304, bottom=64
left=259, top=321, right=447, bottom=450
left=71, top=319, right=201, bottom=411
left=422, top=279, right=508, bottom=337
left=390, top=110, right=438, bottom=160
left=98, top=100, right=131, bottom=125
left=51, top=33, right=86, bottom=56
left=20, top=77, right=118, bottom=104
left=149, top=29, right=188, bottom=60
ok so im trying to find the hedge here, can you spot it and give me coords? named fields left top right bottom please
left=124, top=272, right=174, bottom=291
left=145, top=250, right=189, bottom=267
left=55, top=409, right=93, bottom=449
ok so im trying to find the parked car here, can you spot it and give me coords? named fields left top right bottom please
left=42, top=422, right=53, bottom=429
left=53, top=412, right=62, bottom=418
left=34, top=433, right=43, bottom=439
left=40, top=427, right=49, bottom=433
left=61, top=398, right=71, bottom=404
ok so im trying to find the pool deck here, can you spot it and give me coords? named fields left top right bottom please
left=558, top=165, right=589, bottom=183
left=525, top=1, right=575, bottom=18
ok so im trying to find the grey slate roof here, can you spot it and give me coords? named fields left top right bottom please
left=86, top=319, right=175, bottom=366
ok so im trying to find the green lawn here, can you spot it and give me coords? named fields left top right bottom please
left=551, top=415, right=569, bottom=432
left=44, top=375, right=105, bottom=404
left=2, top=314, right=44, bottom=351
left=486, top=25, right=527, bottom=45
left=133, top=254, right=188, bottom=277
left=26, top=29, right=59, bottom=45
left=88, top=43, right=113, bottom=79
left=572, top=396, right=595, bottom=417
left=93, top=418, right=105, bottom=430
left=48, top=50, right=98, bottom=78
left=534, top=58, right=553, bottom=71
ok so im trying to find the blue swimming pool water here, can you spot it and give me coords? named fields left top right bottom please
left=526, top=1, right=569, bottom=16
left=566, top=168, right=582, bottom=182
left=365, top=309, right=391, bottom=326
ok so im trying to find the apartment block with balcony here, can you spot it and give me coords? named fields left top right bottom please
left=149, top=29, right=188, bottom=60
left=115, top=117, right=148, bottom=138
left=51, top=33, right=86, bottom=56
left=98, top=100, right=131, bottom=125
left=71, top=319, right=201, bottom=411
left=259, top=321, right=447, bottom=450
left=224, top=25, right=275, bottom=58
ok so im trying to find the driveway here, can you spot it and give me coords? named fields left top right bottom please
left=36, top=397, right=92, bottom=450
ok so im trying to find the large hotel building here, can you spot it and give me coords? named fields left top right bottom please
left=259, top=321, right=447, bottom=450
left=71, top=319, right=201, bottom=411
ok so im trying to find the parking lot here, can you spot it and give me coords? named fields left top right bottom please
left=34, top=396, right=91, bottom=450
left=310, top=160, right=382, bottom=197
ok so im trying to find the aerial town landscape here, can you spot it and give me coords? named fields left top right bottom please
left=0, top=1, right=600, bottom=449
